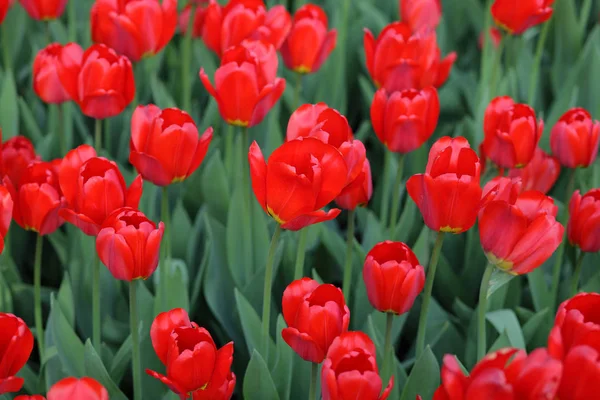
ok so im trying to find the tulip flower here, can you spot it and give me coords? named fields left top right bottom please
left=568, top=189, right=600, bottom=253
left=130, top=105, right=213, bottom=186
left=91, top=0, right=178, bottom=61
left=59, top=44, right=135, bottom=119
left=371, top=87, right=440, bottom=154
left=0, top=313, right=33, bottom=395
left=335, top=157, right=372, bottom=210
left=0, top=184, right=13, bottom=254
left=508, top=148, right=560, bottom=194
left=321, top=332, right=393, bottom=400
left=282, top=278, right=350, bottom=363
left=33, top=43, right=82, bottom=104
left=46, top=377, right=108, bottom=400
left=18, top=0, right=67, bottom=20
left=2, top=136, right=39, bottom=187
left=281, top=4, right=337, bottom=74
left=364, top=22, right=456, bottom=92
left=482, top=96, right=543, bottom=169
left=491, top=0, right=554, bottom=34
left=559, top=345, right=600, bottom=400
left=550, top=108, right=600, bottom=168
left=401, top=0, right=442, bottom=33
left=481, top=177, right=523, bottom=206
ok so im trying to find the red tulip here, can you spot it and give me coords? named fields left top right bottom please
left=406, top=136, right=482, bottom=233
left=14, top=396, right=46, bottom=400
left=0, top=313, right=33, bottom=395
left=363, top=241, right=425, bottom=315
left=147, top=308, right=235, bottom=399
left=568, top=189, right=600, bottom=253
left=0, top=0, right=11, bottom=24
left=91, top=0, right=177, bottom=61
left=550, top=108, right=600, bottom=168
left=482, top=96, right=543, bottom=169
left=130, top=105, right=213, bottom=186
left=282, top=278, right=350, bottom=363
left=2, top=136, right=39, bottom=187
left=59, top=44, right=135, bottom=119
left=401, top=0, right=442, bottom=33
left=33, top=43, right=83, bottom=104
left=222, top=39, right=278, bottom=88
left=59, top=154, right=143, bottom=235
left=96, top=207, right=164, bottom=281
left=481, top=177, right=522, bottom=207
left=558, top=345, right=600, bottom=400
left=249, top=137, right=348, bottom=230
left=18, top=0, right=67, bottom=20
left=508, top=148, right=560, bottom=194
left=200, top=41, right=285, bottom=127
left=492, top=0, right=554, bottom=35
left=322, top=332, right=393, bottom=400
left=478, top=27, right=502, bottom=49
left=364, top=22, right=456, bottom=92
left=0, top=184, right=13, bottom=254
left=479, top=190, right=563, bottom=275
left=47, top=377, right=108, bottom=400
left=280, top=4, right=337, bottom=74
left=371, top=87, right=440, bottom=153
left=335, top=157, right=373, bottom=210
left=4, top=161, right=65, bottom=235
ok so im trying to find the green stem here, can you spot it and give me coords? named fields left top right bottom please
left=489, top=35, right=506, bottom=97
left=261, top=225, right=282, bottom=358
left=381, top=312, right=394, bottom=384
left=92, top=253, right=101, bottom=352
left=415, top=231, right=445, bottom=358
left=527, top=19, right=552, bottom=106
left=477, top=263, right=494, bottom=360
left=476, top=0, right=494, bottom=109
left=57, top=104, right=66, bottom=155
left=293, top=229, right=308, bottom=280
left=44, top=21, right=52, bottom=44
left=241, top=127, right=254, bottom=282
left=159, top=186, right=170, bottom=311
left=293, top=73, right=302, bottom=110
left=1, top=23, right=11, bottom=72
left=341, top=210, right=356, bottom=297
left=380, top=150, right=392, bottom=225
left=33, top=234, right=44, bottom=360
left=570, top=251, right=585, bottom=296
left=308, top=362, right=318, bottom=400
left=67, top=0, right=76, bottom=42
left=94, top=119, right=102, bottom=152
left=388, top=154, right=406, bottom=237
left=181, top=4, right=197, bottom=112
left=129, top=280, right=142, bottom=400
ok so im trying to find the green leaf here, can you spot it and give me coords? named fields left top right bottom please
left=0, top=72, right=19, bottom=138
left=226, top=186, right=254, bottom=287
left=200, top=151, right=230, bottom=222
left=234, top=288, right=276, bottom=364
left=150, top=75, right=177, bottom=108
left=399, top=346, right=440, bottom=400
left=110, top=334, right=132, bottom=385
left=153, top=258, right=190, bottom=315
left=487, top=269, right=516, bottom=299
left=84, top=340, right=128, bottom=400
left=527, top=267, right=551, bottom=311
left=271, top=315, right=293, bottom=400
left=243, top=350, right=281, bottom=400
left=48, top=294, right=85, bottom=377
left=486, top=309, right=526, bottom=349
left=57, top=272, right=75, bottom=327
left=489, top=329, right=512, bottom=353
left=170, top=201, right=192, bottom=260
left=18, top=97, right=44, bottom=142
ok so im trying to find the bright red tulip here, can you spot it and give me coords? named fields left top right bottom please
left=46, top=377, right=108, bottom=400
left=478, top=27, right=502, bottom=49
left=0, top=184, right=13, bottom=254
left=558, top=345, right=600, bottom=400
left=550, top=108, right=600, bottom=168
left=0, top=313, right=33, bottom=395
left=335, top=157, right=373, bottom=210
left=18, top=0, right=67, bottom=20
left=91, top=0, right=177, bottom=61
left=59, top=44, right=135, bottom=119
left=371, top=87, right=440, bottom=153
left=96, top=207, right=164, bottom=281
left=130, top=105, right=213, bottom=186
left=481, top=177, right=522, bottom=206
left=59, top=154, right=143, bottom=235
left=491, top=0, right=554, bottom=35
left=33, top=43, right=83, bottom=104
left=568, top=189, right=600, bottom=253
left=2, top=136, right=39, bottom=187
left=249, top=137, right=348, bottom=230
left=282, top=278, right=350, bottom=363
left=223, top=39, right=278, bottom=88
left=482, top=96, right=543, bottom=169
left=406, top=136, right=482, bottom=233
left=508, top=148, right=560, bottom=194
left=363, top=241, right=425, bottom=315
left=14, top=396, right=46, bottom=400
left=322, top=332, right=393, bottom=400
left=147, top=308, right=235, bottom=399
left=364, top=22, right=456, bottom=92
left=0, top=0, right=11, bottom=24
left=281, top=4, right=337, bottom=74
left=401, top=0, right=442, bottom=32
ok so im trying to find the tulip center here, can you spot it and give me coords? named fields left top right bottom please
left=81, top=158, right=113, bottom=183
left=173, top=327, right=209, bottom=353
left=486, top=253, right=515, bottom=274
left=227, top=119, right=249, bottom=127
left=293, top=65, right=311, bottom=74
left=440, top=226, right=461, bottom=233
left=334, top=351, right=375, bottom=375
left=119, top=214, right=148, bottom=229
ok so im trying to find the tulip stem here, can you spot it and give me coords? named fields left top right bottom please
left=242, top=127, right=254, bottom=282
left=308, top=362, right=318, bottom=400
left=92, top=253, right=101, bottom=352
left=130, top=280, right=142, bottom=400
left=94, top=119, right=102, bottom=153
left=477, top=263, right=494, bottom=360
left=293, top=73, right=302, bottom=110
left=67, top=0, right=76, bottom=42
left=527, top=18, right=552, bottom=106
left=225, top=123, right=235, bottom=178
left=570, top=251, right=585, bottom=296
left=57, top=104, right=66, bottom=156
left=415, top=231, right=445, bottom=358
left=388, top=153, right=406, bottom=237
left=342, top=209, right=356, bottom=297
left=181, top=4, right=197, bottom=113
left=159, top=186, right=171, bottom=311
left=261, top=225, right=282, bottom=358
left=293, top=229, right=308, bottom=280
left=33, top=234, right=44, bottom=360
left=44, top=22, right=51, bottom=44
left=382, top=312, right=395, bottom=385
left=380, top=150, right=392, bottom=226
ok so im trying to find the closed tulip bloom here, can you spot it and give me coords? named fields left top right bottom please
left=335, top=158, right=373, bottom=210
left=568, top=189, right=600, bottom=252
left=282, top=278, right=350, bottom=363
left=482, top=96, right=543, bottom=169
left=0, top=313, right=33, bottom=395
left=2, top=136, right=39, bottom=187
left=0, top=185, right=13, bottom=254
left=364, top=22, right=456, bottom=92
left=492, top=0, right=553, bottom=35
left=46, top=377, right=108, bottom=400
left=57, top=144, right=97, bottom=207
left=558, top=345, right=600, bottom=400
left=281, top=4, right=337, bottom=74
left=249, top=138, right=348, bottom=230
left=371, top=87, right=440, bottom=153
left=406, top=136, right=482, bottom=233
left=401, top=0, right=442, bottom=32
left=322, top=332, right=393, bottom=400
left=91, top=0, right=177, bottom=61
left=59, top=44, right=135, bottom=119
left=33, top=43, right=83, bottom=104
left=550, top=108, right=600, bottom=168
left=508, top=148, right=560, bottom=194
left=14, top=396, right=46, bottom=400
left=18, top=0, right=67, bottom=20
left=130, top=105, right=213, bottom=186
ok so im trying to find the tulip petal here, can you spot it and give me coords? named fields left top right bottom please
left=312, top=29, right=337, bottom=72
left=249, top=78, right=286, bottom=127
left=96, top=229, right=135, bottom=281
left=150, top=308, right=192, bottom=365
left=129, top=151, right=172, bottom=186
left=281, top=208, right=341, bottom=231
left=59, top=208, right=100, bottom=236
left=125, top=175, right=144, bottom=208
left=185, top=128, right=214, bottom=182
left=0, top=376, right=25, bottom=394
left=248, top=141, right=269, bottom=215
left=281, top=327, right=326, bottom=363
left=145, top=369, right=187, bottom=398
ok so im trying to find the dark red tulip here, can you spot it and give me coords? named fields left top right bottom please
left=46, top=377, right=108, bottom=400
left=401, top=0, right=442, bottom=32
left=371, top=87, right=440, bottom=154
left=0, top=313, right=33, bottom=395
left=14, top=396, right=46, bottom=400
left=147, top=308, right=235, bottom=399
left=2, top=136, right=39, bottom=187
left=0, top=184, right=13, bottom=254
left=363, top=241, right=425, bottom=315
left=130, top=105, right=213, bottom=186
left=406, top=136, right=482, bottom=233
left=322, top=332, right=393, bottom=400
left=558, top=345, right=600, bottom=400
left=568, top=189, right=600, bottom=253
left=282, top=278, right=350, bottom=363
left=249, top=137, right=348, bottom=230
left=492, top=0, right=554, bottom=34
left=33, top=43, right=83, bottom=104
left=335, top=157, right=373, bottom=210
left=550, top=108, right=600, bottom=168
left=280, top=4, right=337, bottom=74
left=508, top=148, right=560, bottom=194
left=18, top=0, right=67, bottom=20
left=478, top=27, right=502, bottom=49
left=482, top=96, right=543, bottom=169
left=364, top=22, right=456, bottom=92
